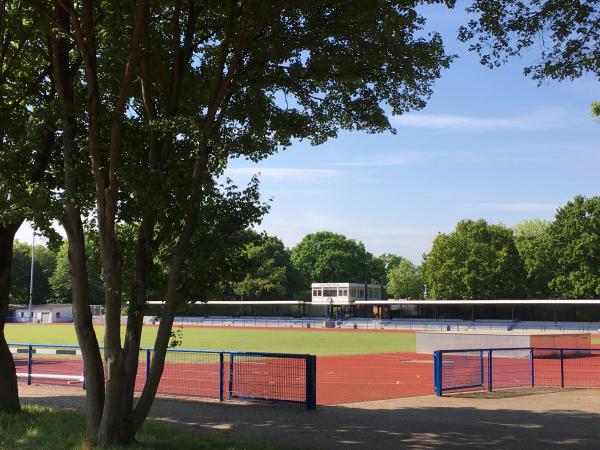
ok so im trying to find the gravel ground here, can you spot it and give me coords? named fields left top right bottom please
left=18, top=384, right=600, bottom=449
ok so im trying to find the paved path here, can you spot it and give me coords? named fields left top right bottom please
left=19, top=384, right=600, bottom=449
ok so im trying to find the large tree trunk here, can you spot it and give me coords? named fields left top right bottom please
left=62, top=208, right=105, bottom=436
left=51, top=8, right=105, bottom=436
left=0, top=221, right=23, bottom=413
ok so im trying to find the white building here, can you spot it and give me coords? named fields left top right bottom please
left=311, top=283, right=385, bottom=305
left=10, top=304, right=73, bottom=323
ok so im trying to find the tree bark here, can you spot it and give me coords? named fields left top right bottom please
left=0, top=221, right=22, bottom=413
left=51, top=7, right=105, bottom=436
left=59, top=0, right=148, bottom=444
left=119, top=3, right=200, bottom=431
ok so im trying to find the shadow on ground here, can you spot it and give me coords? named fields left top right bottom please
left=20, top=389, right=600, bottom=449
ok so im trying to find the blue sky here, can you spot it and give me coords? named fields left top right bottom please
left=224, top=4, right=600, bottom=262
left=17, top=4, right=599, bottom=263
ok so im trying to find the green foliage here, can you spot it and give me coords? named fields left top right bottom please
left=513, top=220, right=554, bottom=298
left=593, top=102, right=600, bottom=118
left=422, top=219, right=526, bottom=299
left=168, top=179, right=270, bottom=302
left=233, top=235, right=292, bottom=300
left=10, top=241, right=56, bottom=304
left=386, top=259, right=424, bottom=299
left=375, top=253, right=409, bottom=271
left=547, top=196, right=600, bottom=298
left=49, top=239, right=104, bottom=305
left=290, top=231, right=381, bottom=285
left=0, top=3, right=62, bottom=238
left=460, top=0, right=600, bottom=82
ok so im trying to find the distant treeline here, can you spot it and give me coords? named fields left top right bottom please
left=11, top=195, right=600, bottom=304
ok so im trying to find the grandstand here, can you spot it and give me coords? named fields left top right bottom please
left=137, top=299, right=600, bottom=332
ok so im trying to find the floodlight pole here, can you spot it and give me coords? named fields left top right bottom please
left=28, top=231, right=35, bottom=322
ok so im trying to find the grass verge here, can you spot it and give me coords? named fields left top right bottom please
left=0, top=404, right=286, bottom=450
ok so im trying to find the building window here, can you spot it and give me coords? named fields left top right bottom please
left=323, top=289, right=337, bottom=297
left=20, top=312, right=24, bottom=318
left=339, top=289, right=347, bottom=296
left=56, top=312, right=61, bottom=319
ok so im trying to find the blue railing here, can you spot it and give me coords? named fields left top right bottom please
left=9, top=342, right=317, bottom=409
left=434, top=346, right=600, bottom=396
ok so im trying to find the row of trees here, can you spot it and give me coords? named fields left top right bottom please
left=423, top=196, right=600, bottom=300
left=9, top=229, right=418, bottom=303
left=11, top=195, right=600, bottom=305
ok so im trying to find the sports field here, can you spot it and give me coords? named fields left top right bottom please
left=7, top=324, right=426, bottom=405
left=5, top=324, right=416, bottom=355
left=10, top=324, right=597, bottom=406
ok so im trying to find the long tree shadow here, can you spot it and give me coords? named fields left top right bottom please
left=20, top=391, right=600, bottom=449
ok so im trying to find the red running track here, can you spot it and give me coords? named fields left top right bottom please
left=13, top=352, right=434, bottom=405
left=16, top=349, right=600, bottom=405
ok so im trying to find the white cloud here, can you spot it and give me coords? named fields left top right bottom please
left=335, top=151, right=435, bottom=167
left=226, top=167, right=342, bottom=182
left=461, top=202, right=559, bottom=212
left=390, top=108, right=568, bottom=131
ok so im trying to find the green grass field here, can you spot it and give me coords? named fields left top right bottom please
left=5, top=324, right=415, bottom=356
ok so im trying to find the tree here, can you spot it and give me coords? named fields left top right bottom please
left=0, top=1, right=60, bottom=414
left=49, top=239, right=104, bottom=304
left=36, top=0, right=453, bottom=444
left=547, top=196, right=600, bottom=298
left=376, top=253, right=409, bottom=272
left=386, top=259, right=423, bottom=299
left=422, top=219, right=526, bottom=299
left=460, top=0, right=599, bottom=83
left=10, top=241, right=57, bottom=304
left=157, top=185, right=269, bottom=303
left=513, top=220, right=554, bottom=298
left=233, top=235, right=291, bottom=300
left=290, top=231, right=375, bottom=285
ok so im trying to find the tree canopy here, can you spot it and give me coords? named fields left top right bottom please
left=513, top=219, right=554, bottom=298
left=233, top=234, right=291, bottom=300
left=290, top=231, right=379, bottom=286
left=547, top=196, right=600, bottom=298
left=386, top=259, right=423, bottom=299
left=460, top=0, right=600, bottom=82
left=10, top=241, right=57, bottom=305
left=49, top=239, right=104, bottom=305
left=422, top=219, right=526, bottom=299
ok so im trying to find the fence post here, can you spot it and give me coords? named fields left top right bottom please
left=228, top=353, right=234, bottom=399
left=305, top=355, right=317, bottom=409
left=219, top=352, right=224, bottom=402
left=560, top=348, right=565, bottom=388
left=27, top=345, right=33, bottom=385
left=488, top=350, right=493, bottom=392
left=530, top=348, right=535, bottom=387
left=434, top=351, right=442, bottom=396
left=146, top=349, right=151, bottom=380
left=479, top=350, right=484, bottom=386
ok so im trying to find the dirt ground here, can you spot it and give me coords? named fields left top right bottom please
left=18, top=384, right=600, bottom=449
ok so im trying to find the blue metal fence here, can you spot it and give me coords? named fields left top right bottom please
left=434, top=347, right=600, bottom=396
left=9, top=342, right=317, bottom=409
